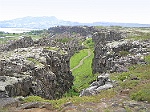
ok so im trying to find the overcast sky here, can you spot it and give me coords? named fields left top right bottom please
left=0, top=0, right=150, bottom=24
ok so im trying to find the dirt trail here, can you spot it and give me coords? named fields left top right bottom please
left=71, top=49, right=91, bottom=71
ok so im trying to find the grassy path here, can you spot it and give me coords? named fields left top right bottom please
left=71, top=49, right=91, bottom=71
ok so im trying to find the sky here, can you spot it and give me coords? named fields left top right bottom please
left=0, top=0, right=150, bottom=24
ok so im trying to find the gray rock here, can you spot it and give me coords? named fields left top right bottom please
left=114, top=108, right=126, bottom=112
left=96, top=84, right=113, bottom=92
left=0, top=98, right=19, bottom=108
left=0, top=46, right=74, bottom=99
left=17, top=102, right=52, bottom=110
left=92, top=30, right=150, bottom=74
left=80, top=73, right=113, bottom=97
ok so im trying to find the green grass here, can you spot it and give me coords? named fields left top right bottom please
left=72, top=50, right=96, bottom=91
left=118, top=50, right=129, bottom=57
left=66, top=38, right=95, bottom=96
left=0, top=36, right=19, bottom=44
left=130, top=82, right=150, bottom=102
left=55, top=37, right=72, bottom=43
left=44, top=46, right=59, bottom=51
left=26, top=34, right=43, bottom=40
left=26, top=57, right=44, bottom=68
left=70, top=38, right=94, bottom=70
left=0, top=31, right=45, bottom=44
left=110, top=55, right=150, bottom=102
left=0, top=108, right=10, bottom=112
left=126, top=33, right=150, bottom=40
left=65, top=49, right=98, bottom=97
left=23, top=89, right=115, bottom=110
left=21, top=52, right=150, bottom=110
left=83, top=38, right=94, bottom=49
left=44, top=47, right=66, bottom=55
left=70, top=49, right=88, bottom=69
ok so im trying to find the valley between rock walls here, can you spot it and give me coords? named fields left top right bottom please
left=0, top=26, right=150, bottom=112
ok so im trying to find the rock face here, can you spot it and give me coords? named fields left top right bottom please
left=0, top=36, right=34, bottom=52
left=81, top=29, right=150, bottom=96
left=80, top=73, right=113, bottom=96
left=36, top=37, right=83, bottom=57
left=48, top=26, right=95, bottom=36
left=0, top=37, right=74, bottom=99
left=92, top=30, right=150, bottom=74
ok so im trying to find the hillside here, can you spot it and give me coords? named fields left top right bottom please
left=0, top=16, right=80, bottom=29
left=1, top=16, right=150, bottom=29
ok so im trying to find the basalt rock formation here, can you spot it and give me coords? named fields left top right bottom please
left=80, top=73, right=113, bottom=97
left=0, top=37, right=74, bottom=99
left=92, top=30, right=150, bottom=74
left=35, top=37, right=83, bottom=57
left=0, top=36, right=34, bottom=52
left=80, top=29, right=150, bottom=96
left=48, top=26, right=95, bottom=36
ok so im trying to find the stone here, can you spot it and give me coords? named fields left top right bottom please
left=79, top=73, right=113, bottom=96
left=92, top=29, right=150, bottom=74
left=96, top=84, right=113, bottom=92
left=63, top=102, right=73, bottom=107
left=114, top=108, right=126, bottom=112
left=0, top=43, right=74, bottom=99
left=0, top=98, right=20, bottom=108
left=0, top=36, right=34, bottom=52
left=17, top=102, right=52, bottom=110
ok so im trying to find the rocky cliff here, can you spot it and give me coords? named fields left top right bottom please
left=80, top=29, right=150, bottom=97
left=48, top=26, right=95, bottom=36
left=92, top=29, right=150, bottom=74
left=0, top=37, right=74, bottom=99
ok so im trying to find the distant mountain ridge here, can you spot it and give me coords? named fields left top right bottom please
left=0, top=16, right=150, bottom=29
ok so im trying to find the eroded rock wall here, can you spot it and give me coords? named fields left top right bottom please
left=0, top=36, right=34, bottom=52
left=92, top=30, right=150, bottom=74
left=0, top=44, right=73, bottom=99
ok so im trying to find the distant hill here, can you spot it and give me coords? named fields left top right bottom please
left=0, top=16, right=150, bottom=29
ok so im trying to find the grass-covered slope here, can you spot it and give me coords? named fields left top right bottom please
left=110, top=55, right=150, bottom=103
left=72, top=49, right=95, bottom=91
left=70, top=49, right=88, bottom=69
left=66, top=38, right=96, bottom=96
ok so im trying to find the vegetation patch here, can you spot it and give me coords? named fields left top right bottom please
left=72, top=50, right=95, bottom=91
left=127, top=33, right=150, bottom=40
left=118, top=50, right=129, bottom=57
left=83, top=38, right=94, bottom=49
left=26, top=57, right=44, bottom=68
left=0, top=36, right=19, bottom=44
left=44, top=46, right=58, bottom=51
left=65, top=49, right=98, bottom=97
left=44, top=47, right=65, bottom=55
left=70, top=49, right=88, bottom=69
left=110, top=55, right=150, bottom=102
left=55, top=37, right=72, bottom=43
left=23, top=89, right=115, bottom=110
left=130, top=82, right=150, bottom=103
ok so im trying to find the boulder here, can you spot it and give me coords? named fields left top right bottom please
left=80, top=73, right=113, bottom=97
left=17, top=102, right=52, bottom=110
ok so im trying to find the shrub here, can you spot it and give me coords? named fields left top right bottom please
left=118, top=50, right=129, bottom=57
left=130, top=83, right=150, bottom=103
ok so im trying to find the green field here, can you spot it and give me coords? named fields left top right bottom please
left=70, top=49, right=88, bottom=69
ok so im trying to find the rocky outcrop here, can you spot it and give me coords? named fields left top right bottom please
left=79, top=73, right=113, bottom=96
left=36, top=37, right=83, bottom=57
left=48, top=26, right=95, bottom=36
left=0, top=45, right=73, bottom=99
left=0, top=36, right=34, bottom=52
left=92, top=30, right=150, bottom=74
